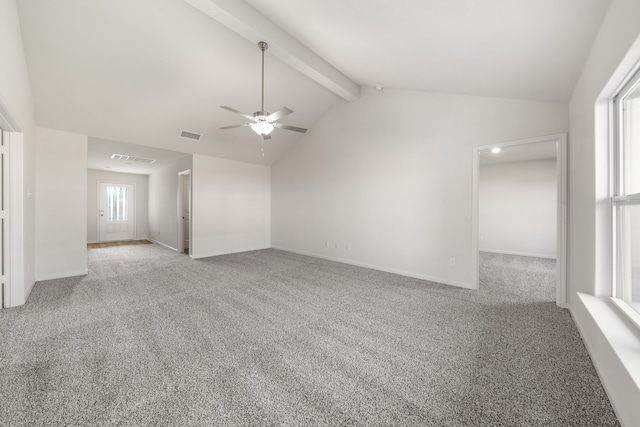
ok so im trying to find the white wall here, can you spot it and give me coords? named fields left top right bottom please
left=87, top=170, right=149, bottom=243
left=35, top=127, right=87, bottom=280
left=479, top=158, right=557, bottom=258
left=568, top=0, right=640, bottom=425
left=0, top=0, right=38, bottom=306
left=570, top=0, right=640, bottom=303
left=272, top=87, right=567, bottom=288
left=148, top=155, right=192, bottom=250
left=191, top=155, right=270, bottom=258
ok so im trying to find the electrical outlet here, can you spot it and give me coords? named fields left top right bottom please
left=325, top=241, right=330, bottom=248
left=449, top=258, right=456, bottom=267
left=335, top=242, right=340, bottom=249
left=346, top=243, right=351, bottom=251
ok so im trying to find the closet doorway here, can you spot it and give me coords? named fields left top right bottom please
left=472, top=134, right=567, bottom=307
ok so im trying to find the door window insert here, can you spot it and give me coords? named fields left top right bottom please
left=106, top=186, right=128, bottom=222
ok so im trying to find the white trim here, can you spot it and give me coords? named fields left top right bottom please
left=191, top=246, right=271, bottom=260
left=272, top=246, right=474, bottom=290
left=0, top=96, right=21, bottom=132
left=612, top=193, right=640, bottom=202
left=0, top=100, right=21, bottom=308
left=0, top=97, right=28, bottom=307
left=611, top=297, right=640, bottom=330
left=177, top=169, right=192, bottom=255
left=571, top=293, right=640, bottom=427
left=479, top=249, right=556, bottom=260
left=148, top=238, right=178, bottom=252
left=472, top=133, right=568, bottom=308
left=472, top=149, right=481, bottom=290
left=1, top=130, right=9, bottom=308
left=8, top=132, right=24, bottom=307
left=36, top=269, right=88, bottom=282
left=556, top=134, right=568, bottom=308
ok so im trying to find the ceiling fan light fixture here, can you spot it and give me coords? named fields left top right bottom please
left=251, top=121, right=274, bottom=136
left=219, top=41, right=307, bottom=152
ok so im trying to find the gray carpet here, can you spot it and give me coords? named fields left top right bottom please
left=0, top=245, right=619, bottom=426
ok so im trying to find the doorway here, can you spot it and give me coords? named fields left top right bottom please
left=98, top=182, right=136, bottom=242
left=472, top=134, right=567, bottom=307
left=177, top=170, right=191, bottom=255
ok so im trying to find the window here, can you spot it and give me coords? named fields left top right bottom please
left=105, top=186, right=128, bottom=222
left=613, top=68, right=640, bottom=315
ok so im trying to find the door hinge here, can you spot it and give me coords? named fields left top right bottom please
left=0, top=146, right=6, bottom=155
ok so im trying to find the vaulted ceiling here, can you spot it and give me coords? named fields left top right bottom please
left=17, top=0, right=611, bottom=168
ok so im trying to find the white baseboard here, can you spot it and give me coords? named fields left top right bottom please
left=479, top=248, right=556, bottom=260
left=191, top=246, right=271, bottom=260
left=87, top=240, right=98, bottom=244
left=36, top=269, right=88, bottom=282
left=570, top=293, right=640, bottom=427
left=148, top=238, right=177, bottom=252
left=271, top=246, right=474, bottom=290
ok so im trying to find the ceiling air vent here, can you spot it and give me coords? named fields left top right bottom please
left=110, top=154, right=156, bottom=164
left=180, top=130, right=201, bottom=141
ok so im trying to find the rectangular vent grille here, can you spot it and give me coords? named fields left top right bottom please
left=110, top=154, right=156, bottom=164
left=180, top=130, right=201, bottom=141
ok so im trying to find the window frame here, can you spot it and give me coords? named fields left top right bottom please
left=611, top=67, right=640, bottom=325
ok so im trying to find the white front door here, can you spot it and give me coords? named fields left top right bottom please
left=99, top=183, right=135, bottom=242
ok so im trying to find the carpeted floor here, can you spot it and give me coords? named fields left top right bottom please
left=479, top=251, right=557, bottom=303
left=0, top=245, right=619, bottom=426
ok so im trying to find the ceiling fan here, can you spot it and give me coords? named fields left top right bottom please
left=220, top=41, right=307, bottom=154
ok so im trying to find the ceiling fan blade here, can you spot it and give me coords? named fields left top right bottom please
left=219, top=123, right=251, bottom=130
left=262, top=133, right=272, bottom=140
left=267, top=107, right=293, bottom=121
left=220, top=106, right=254, bottom=121
left=275, top=123, right=308, bottom=133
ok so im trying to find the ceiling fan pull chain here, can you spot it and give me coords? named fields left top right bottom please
left=261, top=139, right=265, bottom=156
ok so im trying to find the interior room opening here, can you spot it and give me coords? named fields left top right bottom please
left=477, top=140, right=560, bottom=303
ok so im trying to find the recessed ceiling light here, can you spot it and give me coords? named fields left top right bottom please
left=491, top=147, right=501, bottom=153
left=375, top=84, right=384, bottom=91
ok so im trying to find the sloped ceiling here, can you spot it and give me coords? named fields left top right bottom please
left=17, top=0, right=340, bottom=166
left=17, top=0, right=611, bottom=167
left=247, top=0, right=612, bottom=102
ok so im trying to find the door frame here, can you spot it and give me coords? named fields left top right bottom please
left=0, top=98, right=23, bottom=308
left=97, top=182, right=136, bottom=242
left=0, top=129, right=9, bottom=309
left=471, top=133, right=568, bottom=308
left=177, top=169, right=192, bottom=255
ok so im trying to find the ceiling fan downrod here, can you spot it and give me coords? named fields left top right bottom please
left=258, top=41, right=268, bottom=114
